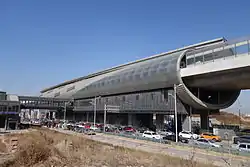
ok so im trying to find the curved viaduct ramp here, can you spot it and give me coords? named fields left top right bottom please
left=177, top=38, right=250, bottom=110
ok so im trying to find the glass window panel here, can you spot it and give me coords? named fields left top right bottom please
left=187, top=57, right=194, bottom=65
left=236, top=44, right=248, bottom=55
left=195, top=55, right=203, bottom=64
left=204, top=53, right=214, bottom=62
left=142, top=72, right=148, bottom=78
left=150, top=70, right=157, bottom=75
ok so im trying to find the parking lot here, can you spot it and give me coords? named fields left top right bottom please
left=38, top=119, right=250, bottom=158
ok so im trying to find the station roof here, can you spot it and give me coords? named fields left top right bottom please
left=41, top=37, right=225, bottom=93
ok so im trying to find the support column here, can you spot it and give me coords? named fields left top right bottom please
left=200, top=110, right=209, bottom=131
left=128, top=114, right=132, bottom=126
left=72, top=112, right=75, bottom=121
left=182, top=106, right=192, bottom=132
left=156, top=114, right=164, bottom=130
left=86, top=112, right=89, bottom=122
left=4, top=116, right=8, bottom=130
left=182, top=114, right=191, bottom=131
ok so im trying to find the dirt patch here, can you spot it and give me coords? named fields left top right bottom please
left=0, top=128, right=217, bottom=167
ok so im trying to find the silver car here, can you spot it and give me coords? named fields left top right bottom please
left=194, top=138, right=221, bottom=148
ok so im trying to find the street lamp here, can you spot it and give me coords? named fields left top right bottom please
left=92, top=96, right=101, bottom=127
left=103, top=104, right=120, bottom=133
left=168, top=84, right=178, bottom=143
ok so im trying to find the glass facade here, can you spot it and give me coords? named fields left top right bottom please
left=74, top=89, right=187, bottom=114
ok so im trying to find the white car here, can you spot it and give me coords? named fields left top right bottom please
left=158, top=129, right=174, bottom=136
left=142, top=131, right=162, bottom=140
left=234, top=143, right=250, bottom=152
left=90, top=126, right=99, bottom=131
left=179, top=131, right=199, bottom=139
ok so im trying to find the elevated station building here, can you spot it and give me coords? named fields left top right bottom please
left=40, top=36, right=250, bottom=131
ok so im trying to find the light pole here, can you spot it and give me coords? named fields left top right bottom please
left=174, top=84, right=178, bottom=143
left=63, top=102, right=67, bottom=123
left=168, top=84, right=178, bottom=143
left=93, top=96, right=101, bottom=127
left=104, top=104, right=107, bottom=133
left=103, top=104, right=120, bottom=133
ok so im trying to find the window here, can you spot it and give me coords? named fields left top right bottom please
left=47, top=90, right=53, bottom=94
left=150, top=70, right=157, bottom=75
left=54, top=92, right=60, bottom=97
left=122, top=96, right=126, bottom=101
left=134, top=74, right=141, bottom=79
left=195, top=55, right=203, bottom=64
left=142, top=72, right=148, bottom=78
left=247, top=145, right=250, bottom=149
left=151, top=93, right=154, bottom=100
left=136, top=95, right=139, bottom=100
left=239, top=144, right=246, bottom=148
left=67, top=85, right=75, bottom=92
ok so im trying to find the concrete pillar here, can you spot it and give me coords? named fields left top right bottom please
left=200, top=111, right=209, bottom=131
left=72, top=112, right=75, bottom=121
left=98, top=114, right=104, bottom=124
left=4, top=116, right=8, bottom=130
left=182, top=114, right=191, bottom=131
left=52, top=112, right=56, bottom=120
left=86, top=112, right=89, bottom=122
left=156, top=114, right=164, bottom=130
left=128, top=114, right=133, bottom=126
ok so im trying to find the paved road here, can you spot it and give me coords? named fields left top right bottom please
left=53, top=129, right=250, bottom=167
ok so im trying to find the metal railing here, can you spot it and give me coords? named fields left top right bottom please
left=185, top=37, right=250, bottom=66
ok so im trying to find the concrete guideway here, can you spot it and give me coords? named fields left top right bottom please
left=53, top=128, right=250, bottom=167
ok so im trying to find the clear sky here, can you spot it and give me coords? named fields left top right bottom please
left=0, top=0, right=250, bottom=113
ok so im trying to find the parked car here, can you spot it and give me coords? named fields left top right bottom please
left=123, top=131, right=137, bottom=136
left=234, top=143, right=250, bottom=152
left=142, top=131, right=161, bottom=140
left=179, top=131, right=199, bottom=139
left=137, top=127, right=148, bottom=133
left=233, top=135, right=250, bottom=144
left=163, top=134, right=189, bottom=143
left=84, top=129, right=96, bottom=135
left=200, top=133, right=221, bottom=142
left=90, top=125, right=99, bottom=131
left=158, top=129, right=174, bottom=136
left=124, top=126, right=136, bottom=132
left=194, top=138, right=221, bottom=148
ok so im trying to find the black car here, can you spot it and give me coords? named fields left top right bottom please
left=163, top=134, right=189, bottom=143
left=233, top=135, right=250, bottom=144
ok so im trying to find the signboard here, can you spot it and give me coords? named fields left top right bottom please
left=0, top=112, right=18, bottom=115
left=106, top=105, right=120, bottom=113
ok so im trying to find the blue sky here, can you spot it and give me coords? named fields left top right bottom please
left=0, top=0, right=250, bottom=113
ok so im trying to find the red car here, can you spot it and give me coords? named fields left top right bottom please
left=84, top=123, right=91, bottom=129
left=124, top=126, right=136, bottom=132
